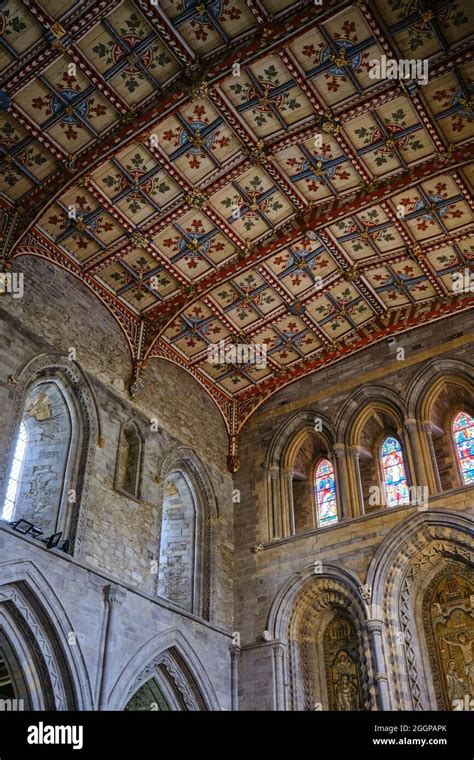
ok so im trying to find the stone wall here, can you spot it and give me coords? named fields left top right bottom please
left=0, top=256, right=234, bottom=630
left=233, top=309, right=473, bottom=709
left=0, top=525, right=232, bottom=710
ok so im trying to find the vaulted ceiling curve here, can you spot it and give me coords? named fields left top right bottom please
left=1, top=0, right=473, bottom=469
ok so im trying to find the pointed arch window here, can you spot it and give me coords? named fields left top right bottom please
left=314, top=458, right=338, bottom=527
left=2, top=422, right=28, bottom=522
left=452, top=411, right=474, bottom=485
left=380, top=436, right=409, bottom=507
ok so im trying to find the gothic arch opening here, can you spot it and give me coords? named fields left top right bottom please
left=157, top=471, right=199, bottom=614
left=283, top=571, right=373, bottom=711
left=154, top=446, right=216, bottom=621
left=120, top=645, right=208, bottom=711
left=414, top=371, right=474, bottom=493
left=1, top=380, right=74, bottom=535
left=367, top=511, right=474, bottom=710
left=0, top=581, right=84, bottom=710
left=115, top=421, right=143, bottom=500
left=347, top=400, right=410, bottom=514
left=125, top=678, right=170, bottom=711
left=0, top=356, right=99, bottom=557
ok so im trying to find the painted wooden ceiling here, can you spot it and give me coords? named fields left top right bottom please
left=1, top=0, right=473, bottom=464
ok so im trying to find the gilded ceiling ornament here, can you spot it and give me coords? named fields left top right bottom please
left=319, top=113, right=341, bottom=135
left=345, top=266, right=361, bottom=282
left=186, top=190, right=207, bottom=210
left=436, top=144, right=454, bottom=164
left=131, top=232, right=148, bottom=248
left=74, top=215, right=88, bottom=233
left=245, top=139, right=267, bottom=165
left=259, top=26, right=273, bottom=41
left=189, top=128, right=206, bottom=149
left=329, top=47, right=350, bottom=69
left=258, top=85, right=272, bottom=108
left=189, top=79, right=209, bottom=100
left=49, top=21, right=68, bottom=51
left=360, top=178, right=378, bottom=193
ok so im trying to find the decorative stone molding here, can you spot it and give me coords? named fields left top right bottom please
left=367, top=511, right=474, bottom=710
left=126, top=647, right=203, bottom=711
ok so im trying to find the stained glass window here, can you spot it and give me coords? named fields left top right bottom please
left=380, top=436, right=410, bottom=507
left=315, top=458, right=338, bottom=527
left=2, top=422, right=28, bottom=522
left=452, top=411, right=474, bottom=485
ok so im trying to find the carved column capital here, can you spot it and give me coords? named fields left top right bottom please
left=104, top=584, right=126, bottom=608
left=404, top=417, right=418, bottom=433
left=366, top=618, right=384, bottom=636
left=333, top=443, right=346, bottom=457
left=349, top=445, right=363, bottom=459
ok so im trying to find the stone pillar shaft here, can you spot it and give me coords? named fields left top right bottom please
left=333, top=443, right=352, bottom=519
left=423, top=420, right=442, bottom=493
left=366, top=619, right=391, bottom=710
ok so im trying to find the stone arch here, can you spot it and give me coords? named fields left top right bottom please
left=406, top=359, right=473, bottom=420
left=405, top=359, right=474, bottom=493
left=0, top=353, right=100, bottom=559
left=0, top=560, right=94, bottom=710
left=267, top=564, right=374, bottom=711
left=265, top=411, right=339, bottom=539
left=335, top=385, right=407, bottom=445
left=114, top=418, right=145, bottom=500
left=336, top=388, right=410, bottom=515
left=266, top=410, right=336, bottom=468
left=367, top=510, right=473, bottom=710
left=154, top=447, right=217, bottom=621
left=107, top=628, right=220, bottom=711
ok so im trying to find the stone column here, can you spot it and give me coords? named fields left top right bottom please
left=272, top=642, right=286, bottom=711
left=229, top=643, right=241, bottom=711
left=349, top=445, right=365, bottom=515
left=98, top=584, right=126, bottom=710
left=269, top=466, right=281, bottom=539
left=333, top=443, right=351, bottom=519
left=281, top=468, right=295, bottom=537
left=422, top=420, right=442, bottom=493
left=403, top=418, right=427, bottom=489
left=366, top=619, right=391, bottom=710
